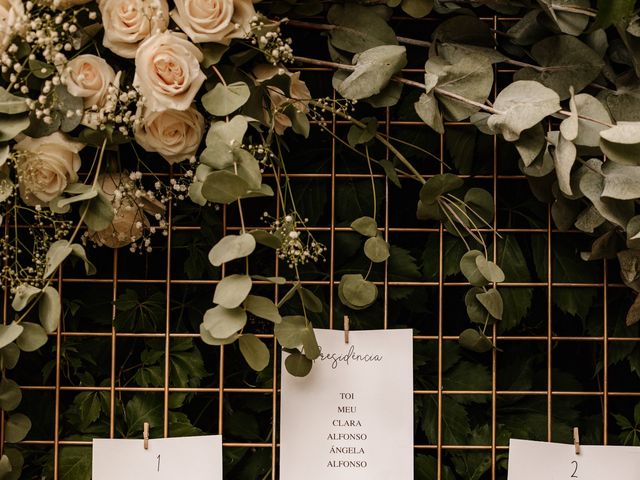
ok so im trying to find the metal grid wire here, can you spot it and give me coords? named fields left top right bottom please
left=3, top=12, right=639, bottom=480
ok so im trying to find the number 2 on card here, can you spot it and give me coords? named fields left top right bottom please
left=570, top=460, right=578, bottom=478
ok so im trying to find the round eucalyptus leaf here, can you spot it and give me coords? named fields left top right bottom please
left=464, top=188, right=494, bottom=225
left=285, top=351, right=313, bottom=377
left=199, top=325, right=239, bottom=346
left=298, top=287, right=323, bottom=313
left=419, top=173, right=464, bottom=205
left=239, top=334, right=270, bottom=371
left=458, top=328, right=493, bottom=353
left=250, top=230, right=282, bottom=249
left=301, top=324, right=321, bottom=360
left=274, top=315, right=306, bottom=348
left=0, top=324, right=24, bottom=351
left=339, top=274, right=378, bottom=309
left=475, top=256, right=506, bottom=283
left=0, top=343, right=20, bottom=370
left=0, top=378, right=21, bottom=411
left=600, top=123, right=640, bottom=166
left=476, top=288, right=503, bottom=321
left=15, top=322, right=47, bottom=353
left=38, top=286, right=61, bottom=334
left=11, top=284, right=41, bottom=312
left=202, top=306, right=247, bottom=339
left=5, top=414, right=31, bottom=443
left=201, top=170, right=250, bottom=204
left=213, top=274, right=252, bottom=309
left=460, top=250, right=489, bottom=287
left=364, top=236, right=390, bottom=263
left=350, top=216, right=378, bottom=237
left=208, top=233, right=256, bottom=266
left=244, top=295, right=282, bottom=323
left=465, top=287, right=488, bottom=324
left=202, top=81, right=251, bottom=116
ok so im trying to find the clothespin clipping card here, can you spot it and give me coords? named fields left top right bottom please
left=574, top=427, right=580, bottom=455
left=344, top=315, right=350, bottom=344
left=143, top=422, right=149, bottom=450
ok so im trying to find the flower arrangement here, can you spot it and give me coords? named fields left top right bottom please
left=2, top=0, right=640, bottom=475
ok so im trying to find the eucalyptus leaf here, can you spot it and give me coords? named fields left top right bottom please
left=364, top=236, right=390, bottom=263
left=274, top=315, right=306, bottom=348
left=202, top=306, right=247, bottom=339
left=0, top=88, right=28, bottom=114
left=560, top=88, right=578, bottom=141
left=285, top=351, right=313, bottom=377
left=351, top=216, right=378, bottom=237
left=601, top=163, right=640, bottom=200
left=600, top=122, right=640, bottom=165
left=460, top=250, right=489, bottom=287
left=574, top=93, right=612, bottom=147
left=427, top=55, right=494, bottom=121
left=199, top=325, right=239, bottom=346
left=208, top=233, right=256, bottom=266
left=476, top=288, right=504, bottom=320
left=537, top=0, right=591, bottom=36
left=201, top=170, right=250, bottom=204
left=0, top=323, right=24, bottom=350
left=11, top=284, right=41, bottom=312
left=202, top=82, right=250, bottom=116
left=327, top=4, right=397, bottom=53
left=0, top=114, right=29, bottom=142
left=250, top=230, right=282, bottom=249
left=239, top=334, right=270, bottom=371
left=298, top=287, right=323, bottom=314
left=552, top=131, right=577, bottom=196
left=419, top=173, right=463, bottom=204
left=81, top=190, right=114, bottom=232
left=338, top=274, right=378, bottom=309
left=515, top=123, right=546, bottom=167
left=0, top=343, right=20, bottom=370
left=458, top=328, right=493, bottom=353
left=244, top=295, right=282, bottom=323
left=475, top=256, right=505, bottom=283
left=488, top=81, right=561, bottom=141
left=213, top=274, right=252, bottom=309
left=16, top=322, right=48, bottom=352
left=336, top=45, right=407, bottom=100
left=465, top=287, right=490, bottom=324
left=514, top=35, right=604, bottom=99
left=4, top=414, right=31, bottom=443
left=347, top=117, right=377, bottom=146
left=0, top=378, right=21, bottom=411
left=415, top=92, right=444, bottom=134
left=301, top=324, right=321, bottom=360
left=207, top=116, right=248, bottom=147
left=38, top=286, right=60, bottom=333
left=44, top=240, right=73, bottom=278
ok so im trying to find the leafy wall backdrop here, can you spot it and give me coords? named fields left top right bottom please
left=0, top=0, right=639, bottom=478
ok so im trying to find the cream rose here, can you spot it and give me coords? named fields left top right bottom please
left=62, top=55, right=116, bottom=109
left=135, top=105, right=205, bottom=164
left=99, top=0, right=170, bottom=59
left=14, top=132, right=84, bottom=206
left=134, top=31, right=206, bottom=112
left=253, top=64, right=311, bottom=135
left=0, top=0, right=24, bottom=54
left=171, top=0, right=256, bottom=45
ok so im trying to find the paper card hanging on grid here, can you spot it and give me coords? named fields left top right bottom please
left=92, top=434, right=223, bottom=479
left=279, top=328, right=414, bottom=480
left=507, top=438, right=640, bottom=480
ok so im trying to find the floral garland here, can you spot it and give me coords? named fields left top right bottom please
left=0, top=0, right=640, bottom=475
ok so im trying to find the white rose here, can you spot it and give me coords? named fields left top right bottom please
left=99, top=0, right=170, bottom=59
left=171, top=0, right=256, bottom=45
left=14, top=132, right=84, bottom=206
left=62, top=55, right=116, bottom=109
left=0, top=0, right=24, bottom=54
left=253, top=64, right=311, bottom=135
left=135, top=105, right=205, bottom=164
left=134, top=31, right=206, bottom=112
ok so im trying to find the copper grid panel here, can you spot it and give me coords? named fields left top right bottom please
left=1, top=14, right=633, bottom=480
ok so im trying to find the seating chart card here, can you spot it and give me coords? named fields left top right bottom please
left=508, top=438, right=640, bottom=480
left=280, top=328, right=414, bottom=480
left=92, top=435, right=222, bottom=479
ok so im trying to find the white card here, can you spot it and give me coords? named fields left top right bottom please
left=92, top=435, right=223, bottom=479
left=280, top=328, right=414, bottom=480
left=508, top=438, right=640, bottom=480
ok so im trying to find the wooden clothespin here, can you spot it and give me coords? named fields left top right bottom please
left=143, top=422, right=149, bottom=450
left=573, top=427, right=580, bottom=455
left=344, top=315, right=350, bottom=344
